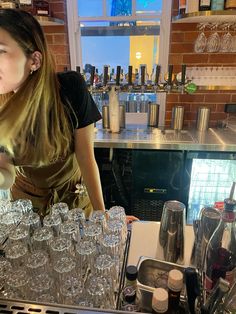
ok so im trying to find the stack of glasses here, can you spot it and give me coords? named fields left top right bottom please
left=0, top=201, right=127, bottom=309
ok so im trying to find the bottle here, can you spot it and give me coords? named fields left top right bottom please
left=204, top=198, right=236, bottom=293
left=0, top=0, right=18, bottom=8
left=199, top=0, right=212, bottom=10
left=152, top=288, right=169, bottom=314
left=19, top=0, right=33, bottom=13
left=167, top=269, right=183, bottom=313
left=225, top=0, right=236, bottom=9
left=121, top=265, right=139, bottom=312
left=179, top=0, right=186, bottom=14
left=186, top=0, right=199, bottom=13
left=211, top=0, right=225, bottom=10
left=33, top=0, right=50, bottom=16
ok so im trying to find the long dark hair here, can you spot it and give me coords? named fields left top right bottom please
left=0, top=9, right=72, bottom=165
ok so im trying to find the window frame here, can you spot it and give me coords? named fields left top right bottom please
left=66, top=0, right=172, bottom=126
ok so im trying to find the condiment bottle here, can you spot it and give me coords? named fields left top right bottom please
left=167, top=269, right=183, bottom=313
left=152, top=288, right=169, bottom=314
left=123, top=265, right=138, bottom=303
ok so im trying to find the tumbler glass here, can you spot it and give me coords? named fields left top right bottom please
left=11, top=199, right=33, bottom=214
left=83, top=221, right=102, bottom=243
left=28, top=273, right=54, bottom=301
left=5, top=268, right=29, bottom=299
left=59, top=276, right=84, bottom=305
left=52, top=202, right=69, bottom=222
left=60, top=220, right=80, bottom=244
left=0, top=210, right=23, bottom=227
left=94, top=254, right=116, bottom=290
left=90, top=210, right=107, bottom=232
left=49, top=236, right=73, bottom=262
left=86, top=275, right=107, bottom=308
left=53, top=256, right=77, bottom=289
left=43, top=213, right=62, bottom=237
left=0, top=257, right=12, bottom=290
left=5, top=242, right=28, bottom=268
left=68, top=207, right=86, bottom=225
left=76, top=239, right=97, bottom=277
left=21, top=211, right=41, bottom=236
left=31, top=226, right=54, bottom=253
left=0, top=199, right=11, bottom=215
left=8, top=224, right=30, bottom=248
left=25, top=250, right=50, bottom=276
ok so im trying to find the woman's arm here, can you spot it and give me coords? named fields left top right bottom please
left=74, top=124, right=105, bottom=212
left=0, top=153, right=16, bottom=189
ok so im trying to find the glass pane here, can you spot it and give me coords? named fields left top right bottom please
left=106, top=0, right=132, bottom=17
left=77, top=0, right=103, bottom=17
left=81, top=36, right=130, bottom=74
left=136, top=0, right=162, bottom=14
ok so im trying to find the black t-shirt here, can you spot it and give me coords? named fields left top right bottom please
left=58, top=71, right=101, bottom=129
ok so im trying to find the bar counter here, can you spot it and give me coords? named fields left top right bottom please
left=94, top=124, right=236, bottom=152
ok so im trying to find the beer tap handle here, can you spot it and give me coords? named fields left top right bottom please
left=168, top=64, right=173, bottom=86
left=76, top=66, right=80, bottom=73
left=181, top=64, right=186, bottom=85
left=141, top=65, right=145, bottom=86
left=155, top=65, right=161, bottom=85
left=103, top=65, right=109, bottom=86
left=116, top=65, right=121, bottom=86
left=128, top=65, right=133, bottom=86
left=90, top=66, right=95, bottom=86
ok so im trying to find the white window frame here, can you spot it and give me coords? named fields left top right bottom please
left=66, top=0, right=172, bottom=126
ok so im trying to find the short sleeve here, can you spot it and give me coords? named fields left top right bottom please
left=58, top=71, right=102, bottom=129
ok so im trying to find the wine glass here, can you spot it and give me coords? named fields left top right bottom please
left=219, top=23, right=233, bottom=52
left=206, top=23, right=220, bottom=53
left=194, top=23, right=207, bottom=53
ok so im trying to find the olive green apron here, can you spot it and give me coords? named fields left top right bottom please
left=10, top=153, right=92, bottom=218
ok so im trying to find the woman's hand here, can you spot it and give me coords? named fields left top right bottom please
left=126, top=215, right=139, bottom=224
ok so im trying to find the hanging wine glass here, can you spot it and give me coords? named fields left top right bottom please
left=194, top=23, right=207, bottom=53
left=206, top=23, right=220, bottom=53
left=219, top=23, right=233, bottom=52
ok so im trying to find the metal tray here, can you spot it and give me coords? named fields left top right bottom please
left=137, top=256, right=186, bottom=312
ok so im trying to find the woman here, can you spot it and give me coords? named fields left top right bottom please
left=0, top=8, right=138, bottom=222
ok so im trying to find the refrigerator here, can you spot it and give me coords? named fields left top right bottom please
left=184, top=151, right=236, bottom=224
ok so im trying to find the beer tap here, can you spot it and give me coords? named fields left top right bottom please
left=180, top=64, right=186, bottom=94
left=115, top=65, right=121, bottom=92
left=165, top=64, right=173, bottom=93
left=109, top=65, right=120, bottom=133
left=140, top=65, right=146, bottom=94
left=89, top=65, right=96, bottom=93
left=102, top=65, right=110, bottom=93
left=154, top=64, right=161, bottom=92
left=127, top=65, right=133, bottom=93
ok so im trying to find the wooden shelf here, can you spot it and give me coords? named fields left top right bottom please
left=36, top=16, right=64, bottom=26
left=172, top=10, right=236, bottom=23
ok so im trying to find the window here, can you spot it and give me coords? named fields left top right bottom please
left=67, top=0, right=172, bottom=124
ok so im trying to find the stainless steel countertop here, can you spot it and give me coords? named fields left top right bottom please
left=94, top=125, right=236, bottom=151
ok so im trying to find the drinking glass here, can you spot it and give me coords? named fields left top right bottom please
left=52, top=202, right=69, bottom=222
left=0, top=210, right=23, bottom=227
left=101, top=233, right=121, bottom=277
left=194, top=23, right=207, bottom=53
left=206, top=24, right=220, bottom=53
left=0, top=224, right=10, bottom=245
left=31, top=226, right=54, bottom=253
left=43, top=213, right=62, bottom=237
left=5, top=242, right=28, bottom=268
left=11, top=199, right=33, bottom=214
left=49, top=236, right=73, bottom=262
left=68, top=207, right=86, bottom=225
left=219, top=24, right=233, bottom=52
left=60, top=220, right=80, bottom=244
left=0, top=257, right=12, bottom=290
left=86, top=275, right=106, bottom=308
left=0, top=199, right=11, bottom=215
left=8, top=224, right=30, bottom=248
left=53, top=256, right=77, bottom=288
left=5, top=268, right=29, bottom=299
left=83, top=221, right=102, bottom=242
left=25, top=250, right=50, bottom=276
left=106, top=219, right=126, bottom=248
left=76, top=239, right=96, bottom=277
left=94, top=254, right=116, bottom=290
left=28, top=273, right=54, bottom=301
left=90, top=210, right=107, bottom=232
left=21, top=211, right=41, bottom=236
left=59, top=276, right=84, bottom=305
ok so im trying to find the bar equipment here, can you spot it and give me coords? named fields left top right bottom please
left=147, top=102, right=159, bottom=127
left=171, top=106, right=184, bottom=131
left=159, top=200, right=186, bottom=264
left=196, top=107, right=210, bottom=131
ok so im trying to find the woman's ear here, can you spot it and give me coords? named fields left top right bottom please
left=30, top=51, right=42, bottom=71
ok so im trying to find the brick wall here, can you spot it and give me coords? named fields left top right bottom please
left=166, top=0, right=236, bottom=128
left=43, top=0, right=70, bottom=72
